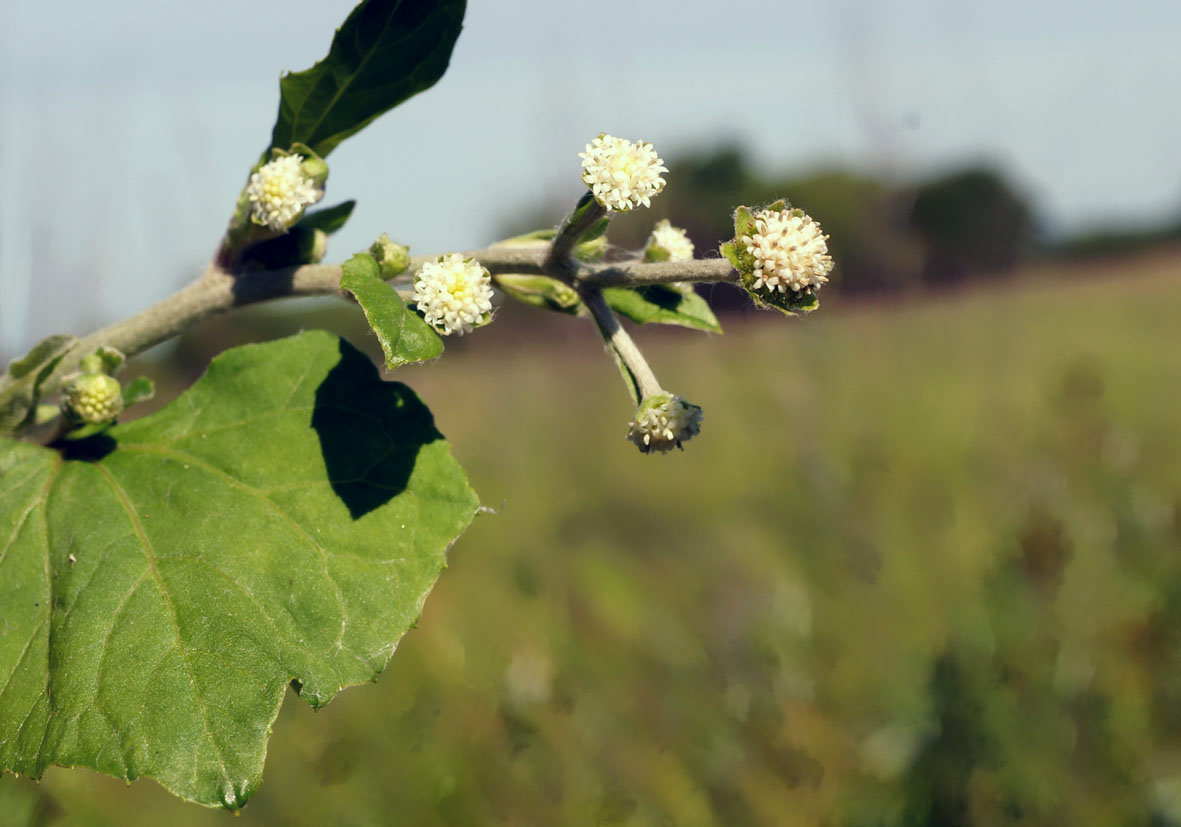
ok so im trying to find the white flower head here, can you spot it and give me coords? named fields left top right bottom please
left=741, top=208, right=833, bottom=294
left=646, top=219, right=694, bottom=262
left=413, top=253, right=495, bottom=336
left=579, top=134, right=668, bottom=212
left=246, top=154, right=320, bottom=231
left=627, top=393, right=703, bottom=454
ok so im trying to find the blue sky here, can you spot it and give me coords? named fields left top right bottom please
left=2, top=0, right=1180, bottom=355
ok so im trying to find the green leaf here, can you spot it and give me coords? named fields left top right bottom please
left=0, top=335, right=78, bottom=434
left=579, top=216, right=611, bottom=243
left=495, top=274, right=583, bottom=315
left=733, top=206, right=756, bottom=239
left=122, top=376, right=156, bottom=406
left=747, top=286, right=821, bottom=316
left=340, top=253, right=443, bottom=369
left=603, top=286, right=722, bottom=333
left=0, top=331, right=478, bottom=809
left=719, top=240, right=744, bottom=271
left=270, top=0, right=466, bottom=157
left=297, top=200, right=356, bottom=234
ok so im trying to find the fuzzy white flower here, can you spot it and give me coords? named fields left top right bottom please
left=627, top=393, right=703, bottom=454
left=741, top=208, right=833, bottom=293
left=246, top=155, right=319, bottom=231
left=579, top=134, right=668, bottom=212
left=647, top=219, right=694, bottom=261
left=413, top=253, right=494, bottom=336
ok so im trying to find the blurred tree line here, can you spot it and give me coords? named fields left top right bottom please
left=505, top=145, right=1181, bottom=300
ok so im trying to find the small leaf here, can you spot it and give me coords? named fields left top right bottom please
left=719, top=241, right=744, bottom=271
left=270, top=0, right=467, bottom=157
left=340, top=253, right=443, bottom=369
left=122, top=376, right=156, bottom=406
left=767, top=199, right=788, bottom=212
left=496, top=274, right=583, bottom=315
left=0, top=331, right=478, bottom=809
left=0, top=334, right=78, bottom=433
left=494, top=229, right=556, bottom=246
left=644, top=244, right=672, bottom=263
left=733, top=206, right=756, bottom=238
left=91, top=346, right=126, bottom=376
left=579, top=216, right=611, bottom=243
left=603, top=286, right=722, bottom=333
left=298, top=200, right=356, bottom=234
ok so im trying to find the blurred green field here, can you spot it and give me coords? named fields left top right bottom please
left=4, top=253, right=1181, bottom=826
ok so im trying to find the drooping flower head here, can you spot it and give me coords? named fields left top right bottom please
left=645, top=219, right=695, bottom=262
left=579, top=134, right=668, bottom=212
left=740, top=207, right=833, bottom=294
left=246, top=154, right=320, bottom=231
left=413, top=253, right=495, bottom=336
left=626, top=393, right=703, bottom=454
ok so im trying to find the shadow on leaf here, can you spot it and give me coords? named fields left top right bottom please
left=54, top=432, right=117, bottom=462
left=312, top=338, right=441, bottom=519
left=634, top=285, right=687, bottom=311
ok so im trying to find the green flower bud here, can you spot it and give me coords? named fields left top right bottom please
left=370, top=233, right=411, bottom=278
left=298, top=153, right=330, bottom=189
left=62, top=373, right=124, bottom=425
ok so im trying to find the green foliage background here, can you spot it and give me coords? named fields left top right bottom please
left=4, top=253, right=1180, bottom=825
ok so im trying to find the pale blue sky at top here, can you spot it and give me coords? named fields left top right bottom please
left=2, top=0, right=1179, bottom=355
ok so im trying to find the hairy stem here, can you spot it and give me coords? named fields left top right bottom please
left=34, top=245, right=734, bottom=400
left=545, top=194, right=607, bottom=276
left=580, top=288, right=664, bottom=403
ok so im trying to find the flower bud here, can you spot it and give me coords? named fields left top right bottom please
left=61, top=373, right=123, bottom=425
left=370, top=233, right=411, bottom=278
left=626, top=393, right=703, bottom=454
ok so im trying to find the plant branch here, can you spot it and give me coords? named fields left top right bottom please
left=545, top=195, right=607, bottom=275
left=579, top=288, right=663, bottom=404
left=35, top=246, right=735, bottom=400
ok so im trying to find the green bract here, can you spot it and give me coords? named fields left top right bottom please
left=0, top=332, right=478, bottom=809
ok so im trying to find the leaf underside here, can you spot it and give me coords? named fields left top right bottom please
left=270, top=0, right=467, bottom=157
left=0, top=331, right=478, bottom=809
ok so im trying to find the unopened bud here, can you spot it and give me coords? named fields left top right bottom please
left=62, top=373, right=123, bottom=425
left=370, top=233, right=411, bottom=278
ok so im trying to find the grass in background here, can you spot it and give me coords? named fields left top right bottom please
left=5, top=254, right=1181, bottom=826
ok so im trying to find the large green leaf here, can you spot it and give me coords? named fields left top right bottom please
left=340, top=253, right=444, bottom=369
left=270, top=0, right=466, bottom=157
left=603, top=285, right=722, bottom=333
left=0, top=335, right=78, bottom=434
left=0, top=331, right=478, bottom=809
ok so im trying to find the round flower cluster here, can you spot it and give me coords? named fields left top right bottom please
left=62, top=373, right=123, bottom=425
left=579, top=134, right=668, bottom=212
left=413, top=254, right=494, bottom=336
left=647, top=219, right=695, bottom=261
left=246, top=155, right=320, bottom=231
left=741, top=209, right=833, bottom=294
left=627, top=394, right=703, bottom=454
